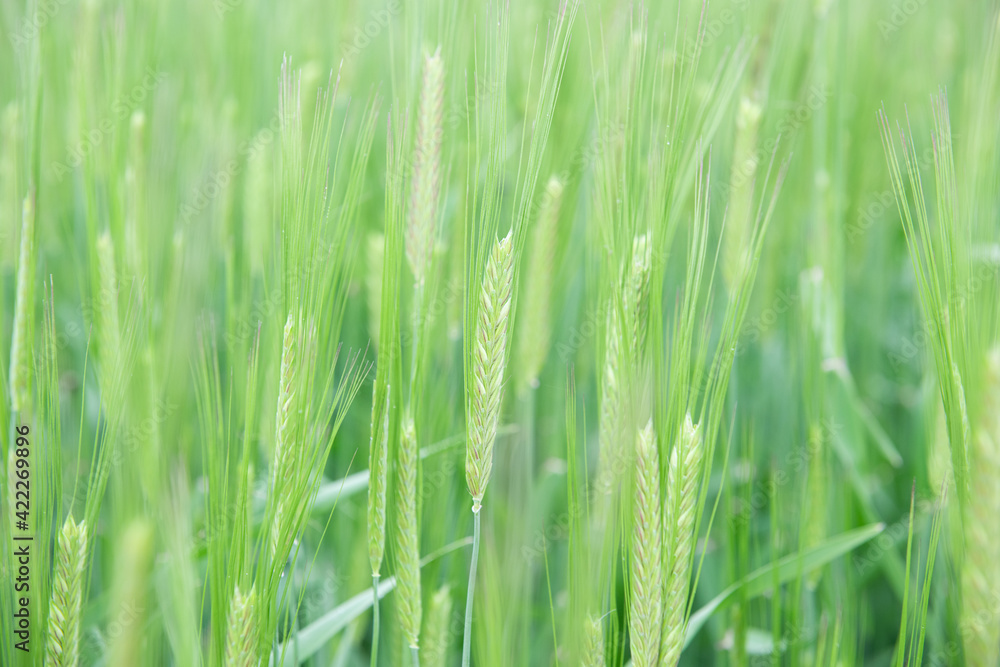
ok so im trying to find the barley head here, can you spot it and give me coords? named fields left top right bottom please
left=582, top=614, right=606, bottom=667
left=517, top=175, right=564, bottom=391
left=961, top=348, right=1000, bottom=667
left=224, top=585, right=258, bottom=667
left=466, top=230, right=514, bottom=511
left=9, top=193, right=35, bottom=414
left=396, top=413, right=422, bottom=648
left=108, top=520, right=153, bottom=667
left=407, top=47, right=444, bottom=287
left=660, top=414, right=702, bottom=667
left=96, top=230, right=121, bottom=391
left=628, top=233, right=652, bottom=356
left=46, top=517, right=88, bottom=667
left=630, top=419, right=662, bottom=667
left=270, top=313, right=298, bottom=557
left=368, top=386, right=391, bottom=575
left=421, top=585, right=454, bottom=666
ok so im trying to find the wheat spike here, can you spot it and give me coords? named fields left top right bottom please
left=108, top=520, right=153, bottom=667
left=466, top=230, right=514, bottom=511
left=270, top=313, right=298, bottom=558
left=659, top=414, right=702, bottom=667
left=369, top=386, right=391, bottom=575
left=9, top=193, right=34, bottom=414
left=516, top=175, right=564, bottom=390
left=961, top=348, right=1000, bottom=667
left=407, top=47, right=444, bottom=287
left=224, top=585, right=258, bottom=667
left=628, top=233, right=652, bottom=356
left=45, top=518, right=87, bottom=667
left=630, top=419, right=662, bottom=667
left=396, top=413, right=422, bottom=648
left=421, top=585, right=454, bottom=666
left=582, top=614, right=606, bottom=667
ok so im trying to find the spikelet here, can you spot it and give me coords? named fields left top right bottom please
left=629, top=420, right=662, bottom=667
left=582, top=614, right=606, bottom=667
left=659, top=414, right=702, bottom=667
left=421, top=585, right=454, bottom=666
left=124, top=111, right=146, bottom=276
left=961, top=348, right=1000, bottom=667
left=224, top=585, right=258, bottom=667
left=108, top=520, right=153, bottom=667
left=722, top=95, right=762, bottom=291
left=9, top=193, right=34, bottom=414
left=270, top=313, right=298, bottom=558
left=96, top=230, right=121, bottom=394
left=466, top=230, right=514, bottom=511
left=396, top=413, right=422, bottom=648
left=45, top=518, right=88, bottom=667
left=368, top=387, right=390, bottom=575
left=406, top=47, right=444, bottom=286
left=516, top=175, right=564, bottom=391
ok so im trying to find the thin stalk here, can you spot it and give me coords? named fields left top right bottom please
left=371, top=574, right=380, bottom=667
left=462, top=509, right=482, bottom=667
left=410, top=646, right=420, bottom=667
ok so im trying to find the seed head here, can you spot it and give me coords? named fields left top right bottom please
left=46, top=518, right=88, bottom=667
left=396, top=413, right=422, bottom=648
left=630, top=419, right=662, bottom=667
left=466, top=231, right=514, bottom=511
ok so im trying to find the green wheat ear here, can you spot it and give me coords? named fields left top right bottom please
left=396, top=413, right=422, bottom=650
left=961, top=348, right=1000, bottom=667
left=46, top=517, right=87, bottom=667
left=630, top=419, right=662, bottom=667
left=466, top=230, right=514, bottom=511
left=406, top=46, right=444, bottom=288
left=660, top=413, right=702, bottom=667
left=516, top=175, right=565, bottom=391
left=270, top=312, right=299, bottom=558
left=9, top=192, right=35, bottom=415
left=582, top=614, right=606, bottom=667
left=224, top=585, right=258, bottom=667
left=421, top=585, right=454, bottom=666
left=368, top=386, right=390, bottom=576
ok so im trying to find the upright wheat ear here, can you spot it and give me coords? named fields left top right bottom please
left=466, top=230, right=514, bottom=511
left=659, top=414, right=702, bottom=667
left=961, top=348, right=1000, bottom=667
left=421, top=585, right=454, bottom=666
left=517, top=175, right=564, bottom=390
left=630, top=420, right=662, bottom=667
left=9, top=194, right=34, bottom=414
left=109, top=520, right=153, bottom=667
left=270, top=313, right=298, bottom=558
left=406, top=47, right=444, bottom=287
left=368, top=387, right=390, bottom=576
left=396, top=414, right=422, bottom=649
left=582, top=614, right=606, bottom=667
left=46, top=517, right=87, bottom=667
left=225, top=585, right=258, bottom=667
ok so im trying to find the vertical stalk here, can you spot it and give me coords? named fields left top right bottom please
left=462, top=509, right=481, bottom=667
left=371, top=574, right=380, bottom=667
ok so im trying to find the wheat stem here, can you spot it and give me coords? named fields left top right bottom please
left=461, top=508, right=481, bottom=667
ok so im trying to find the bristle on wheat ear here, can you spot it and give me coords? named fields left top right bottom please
left=46, top=518, right=87, bottom=667
left=465, top=230, right=514, bottom=512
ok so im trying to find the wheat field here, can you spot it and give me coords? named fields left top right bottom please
left=1, top=0, right=999, bottom=665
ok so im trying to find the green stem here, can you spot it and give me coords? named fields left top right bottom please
left=410, top=645, right=421, bottom=667
left=461, top=508, right=481, bottom=667
left=371, top=574, right=380, bottom=667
